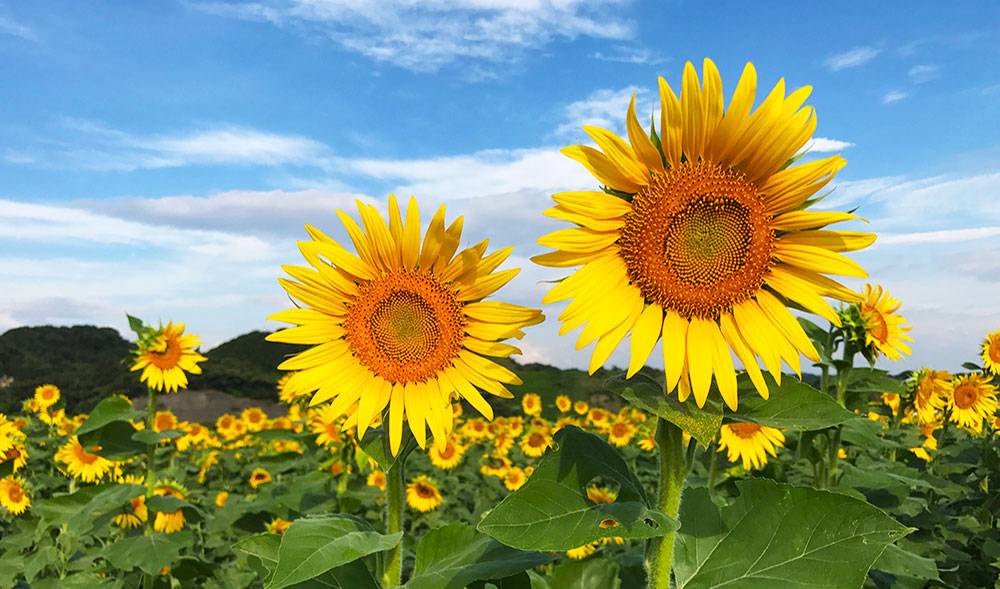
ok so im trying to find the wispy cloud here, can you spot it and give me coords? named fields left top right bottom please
left=196, top=0, right=633, bottom=73
left=0, top=15, right=35, bottom=40
left=881, top=90, right=908, bottom=104
left=554, top=85, right=654, bottom=138
left=879, top=226, right=1000, bottom=245
left=591, top=46, right=665, bottom=65
left=907, top=64, right=940, bottom=84
left=825, top=46, right=880, bottom=71
left=805, top=137, right=854, bottom=153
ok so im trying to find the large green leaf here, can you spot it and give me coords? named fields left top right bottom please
left=405, top=523, right=550, bottom=589
left=478, top=427, right=676, bottom=551
left=34, top=483, right=146, bottom=534
left=236, top=533, right=380, bottom=589
left=75, top=395, right=141, bottom=436
left=78, top=420, right=146, bottom=460
left=729, top=375, right=857, bottom=431
left=673, top=480, right=911, bottom=589
left=846, top=368, right=904, bottom=395
left=871, top=544, right=940, bottom=583
left=547, top=557, right=620, bottom=589
left=266, top=515, right=400, bottom=589
left=620, top=380, right=722, bottom=446
left=104, top=531, right=193, bottom=576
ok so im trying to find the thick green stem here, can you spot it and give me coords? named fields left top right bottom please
left=646, top=418, right=686, bottom=589
left=382, top=443, right=405, bottom=587
left=143, top=387, right=157, bottom=589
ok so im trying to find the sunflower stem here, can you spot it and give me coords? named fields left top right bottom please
left=143, top=386, right=157, bottom=589
left=646, top=417, right=686, bottom=589
left=383, top=436, right=405, bottom=588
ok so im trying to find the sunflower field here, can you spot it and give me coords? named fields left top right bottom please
left=3, top=59, right=1000, bottom=589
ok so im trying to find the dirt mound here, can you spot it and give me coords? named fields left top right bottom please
left=132, top=389, right=284, bottom=424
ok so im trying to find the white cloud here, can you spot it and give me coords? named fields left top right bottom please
left=554, top=85, right=655, bottom=138
left=907, top=64, right=940, bottom=84
left=878, top=226, right=1000, bottom=246
left=825, top=46, right=880, bottom=71
left=882, top=90, right=908, bottom=104
left=591, top=46, right=665, bottom=65
left=0, top=15, right=34, bottom=40
left=804, top=137, right=854, bottom=153
left=197, top=0, right=633, bottom=73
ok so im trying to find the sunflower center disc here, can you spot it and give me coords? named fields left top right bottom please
left=346, top=270, right=464, bottom=384
left=953, top=384, right=979, bottom=410
left=619, top=162, right=774, bottom=320
left=728, top=422, right=763, bottom=438
left=989, top=340, right=1000, bottom=363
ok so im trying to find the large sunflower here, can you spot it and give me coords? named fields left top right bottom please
left=717, top=421, right=785, bottom=470
left=131, top=322, right=206, bottom=393
left=269, top=197, right=543, bottom=454
left=946, top=374, right=998, bottom=433
left=535, top=59, right=874, bottom=409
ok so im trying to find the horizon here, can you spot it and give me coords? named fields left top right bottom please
left=2, top=1, right=999, bottom=373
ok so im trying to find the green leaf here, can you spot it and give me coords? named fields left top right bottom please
left=729, top=375, right=857, bottom=431
left=132, top=429, right=185, bottom=445
left=405, top=523, right=550, bottom=589
left=75, top=395, right=141, bottom=437
left=872, top=544, right=940, bottom=582
left=127, top=314, right=146, bottom=335
left=548, top=557, right=620, bottom=589
left=846, top=368, right=904, bottom=395
left=146, top=494, right=196, bottom=514
left=673, top=480, right=911, bottom=589
left=78, top=420, right=146, bottom=460
left=104, top=531, right=193, bottom=576
left=478, top=427, right=677, bottom=551
left=620, top=379, right=722, bottom=446
left=358, top=427, right=416, bottom=474
left=235, top=533, right=281, bottom=582
left=266, top=515, right=401, bottom=589
left=35, top=483, right=146, bottom=534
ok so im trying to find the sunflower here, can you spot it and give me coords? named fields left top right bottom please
left=367, top=470, right=387, bottom=491
left=308, top=404, right=344, bottom=447
left=152, top=481, right=187, bottom=533
left=535, top=59, right=873, bottom=409
left=0, top=476, right=30, bottom=515
left=492, top=432, right=515, bottom=456
left=637, top=431, right=657, bottom=452
left=215, top=491, right=229, bottom=508
left=857, top=284, right=912, bottom=361
left=215, top=413, right=244, bottom=441
left=480, top=454, right=512, bottom=478
left=717, top=422, right=785, bottom=470
left=2, top=443, right=27, bottom=473
left=911, top=369, right=950, bottom=425
left=249, top=468, right=273, bottom=489
left=269, top=197, right=543, bottom=455
left=554, top=394, right=572, bottom=413
left=462, top=418, right=490, bottom=442
left=428, top=439, right=465, bottom=470
left=607, top=419, right=638, bottom=447
left=881, top=393, right=900, bottom=417
left=267, top=517, right=292, bottom=535
left=113, top=477, right=148, bottom=529
left=573, top=401, right=590, bottom=416
left=153, top=410, right=178, bottom=433
left=503, top=466, right=528, bottom=491
left=520, top=429, right=553, bottom=458
left=131, top=322, right=206, bottom=393
left=982, top=329, right=1000, bottom=376
left=242, top=407, right=268, bottom=432
left=34, top=384, right=61, bottom=410
left=587, top=408, right=611, bottom=432
left=406, top=475, right=443, bottom=512
left=567, top=542, right=599, bottom=560
left=55, top=437, right=114, bottom=483
left=946, top=374, right=998, bottom=433
left=521, top=393, right=542, bottom=416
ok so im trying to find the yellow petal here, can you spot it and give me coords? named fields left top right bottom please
left=626, top=95, right=664, bottom=172
left=404, top=382, right=427, bottom=448
left=389, top=384, right=404, bottom=455
left=561, top=145, right=642, bottom=194
left=662, top=312, right=689, bottom=392
left=627, top=304, right=663, bottom=378
left=773, top=243, right=868, bottom=277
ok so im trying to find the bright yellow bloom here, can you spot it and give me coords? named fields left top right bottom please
left=131, top=322, right=206, bottom=393
left=462, top=419, right=490, bottom=442
left=718, top=422, right=785, bottom=470
left=566, top=542, right=598, bottom=560
left=152, top=481, right=187, bottom=533
left=428, top=439, right=465, bottom=470
left=215, top=413, right=245, bottom=441
left=215, top=491, right=229, bottom=508
left=881, top=393, right=900, bottom=417
left=267, top=517, right=292, bottom=535
left=269, top=197, right=544, bottom=455
left=637, top=432, right=656, bottom=452
left=367, top=470, right=386, bottom=491
left=55, top=437, right=114, bottom=483
left=241, top=407, right=269, bottom=432
left=503, top=466, right=528, bottom=491
left=114, top=476, right=148, bottom=529
left=0, top=476, right=30, bottom=515
left=521, top=393, right=542, bottom=416
left=573, top=401, right=589, bottom=416
left=947, top=374, right=998, bottom=433
left=406, top=475, right=443, bottom=512
left=176, top=422, right=211, bottom=452
left=519, top=429, right=552, bottom=458
left=982, top=329, right=1000, bottom=376
left=480, top=454, right=511, bottom=478
left=308, top=404, right=344, bottom=447
left=33, top=384, right=60, bottom=410
left=555, top=394, right=572, bottom=413
left=249, top=468, right=273, bottom=489
left=607, top=419, right=638, bottom=447
left=859, top=284, right=912, bottom=361
left=1, top=443, right=27, bottom=473
left=587, top=408, right=611, bottom=432
left=492, top=431, right=515, bottom=456
left=535, top=58, right=872, bottom=410
left=587, top=485, right=617, bottom=504
left=153, top=410, right=178, bottom=433
left=911, top=369, right=950, bottom=425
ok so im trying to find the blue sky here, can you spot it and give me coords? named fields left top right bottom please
left=1, top=0, right=998, bottom=373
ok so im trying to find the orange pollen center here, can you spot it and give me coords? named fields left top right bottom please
left=953, top=384, right=979, bottom=410
left=147, top=335, right=183, bottom=369
left=345, top=270, right=464, bottom=384
left=528, top=433, right=546, bottom=447
left=5, top=448, right=20, bottom=460
left=728, top=422, right=763, bottom=439
left=862, top=307, right=890, bottom=343
left=8, top=485, right=23, bottom=502
left=77, top=446, right=100, bottom=465
left=439, top=445, right=455, bottom=459
left=415, top=483, right=436, bottom=498
left=989, top=339, right=1000, bottom=362
left=618, top=162, right=774, bottom=320
left=611, top=423, right=629, bottom=437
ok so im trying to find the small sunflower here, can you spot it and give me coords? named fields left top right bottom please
left=428, top=439, right=465, bottom=470
left=267, top=517, right=292, bottom=535
left=520, top=429, right=553, bottom=458
left=503, top=466, right=528, bottom=491
left=215, top=413, right=245, bottom=441
left=0, top=476, right=30, bottom=515
left=555, top=394, right=573, bottom=413
left=567, top=542, right=598, bottom=560
left=249, top=468, right=273, bottom=489
left=857, top=284, right=912, bottom=361
left=573, top=401, right=589, bottom=416
left=637, top=432, right=656, bottom=452
left=946, top=374, right=998, bottom=433
left=55, top=437, right=114, bottom=483
left=480, top=454, right=512, bottom=478
left=367, top=470, right=387, bottom=491
left=33, top=384, right=61, bottom=410
left=152, top=481, right=188, bottom=533
left=113, top=477, right=148, bottom=529
left=131, top=322, right=206, bottom=393
left=406, top=475, right=443, bottom=512
left=982, top=329, right=1000, bottom=375
left=308, top=404, right=344, bottom=447
left=521, top=393, right=542, bottom=416
left=911, top=368, right=950, bottom=425
left=153, top=410, right=178, bottom=433
left=242, top=407, right=269, bottom=432
left=269, top=197, right=543, bottom=455
left=607, top=419, right=638, bottom=447
left=2, top=443, right=28, bottom=473
left=215, top=491, right=229, bottom=508
left=462, top=419, right=490, bottom=442
left=717, top=422, right=785, bottom=470
left=535, top=58, right=874, bottom=410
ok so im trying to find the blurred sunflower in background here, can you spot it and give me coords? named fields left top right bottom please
left=521, top=393, right=542, bottom=416
left=406, top=475, right=443, bottom=512
left=856, top=284, right=912, bottom=361
left=910, top=368, right=950, bottom=425
left=33, top=384, right=60, bottom=410
left=946, top=374, right=998, bottom=433
left=269, top=197, right=543, bottom=455
left=131, top=322, right=206, bottom=393
left=152, top=481, right=188, bottom=533
left=982, top=329, right=1000, bottom=375
left=249, top=468, right=273, bottom=489
left=555, top=394, right=572, bottom=413
left=717, top=422, right=785, bottom=470
left=55, top=437, right=114, bottom=483
left=113, top=476, right=148, bottom=529
left=428, top=439, right=465, bottom=470
left=535, top=58, right=874, bottom=410
left=367, top=470, right=387, bottom=491
left=0, top=476, right=30, bottom=515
